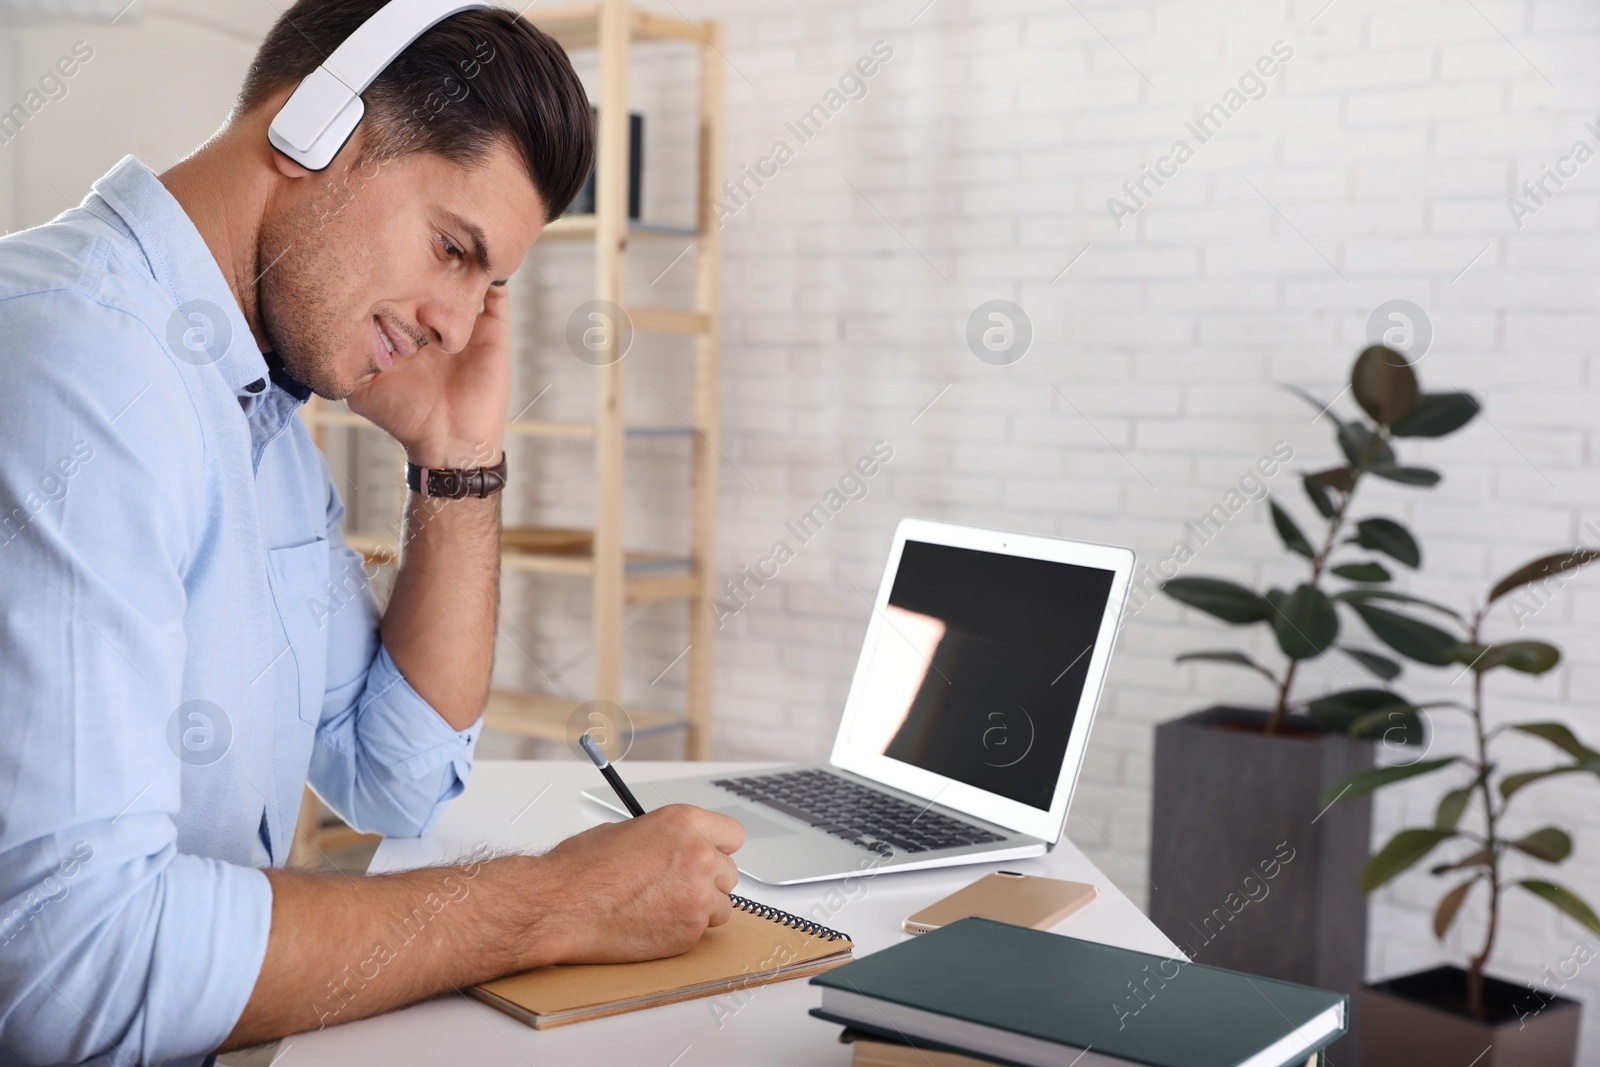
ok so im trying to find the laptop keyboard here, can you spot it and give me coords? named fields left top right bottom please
left=711, top=768, right=1006, bottom=855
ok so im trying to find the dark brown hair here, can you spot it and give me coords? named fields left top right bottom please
left=238, top=0, right=594, bottom=222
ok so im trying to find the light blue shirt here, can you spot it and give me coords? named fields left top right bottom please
left=0, top=156, right=482, bottom=1066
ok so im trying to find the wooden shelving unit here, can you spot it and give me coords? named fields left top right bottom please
left=300, top=0, right=724, bottom=762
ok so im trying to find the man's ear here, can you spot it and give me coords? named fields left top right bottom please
left=271, top=146, right=316, bottom=180
left=270, top=121, right=373, bottom=182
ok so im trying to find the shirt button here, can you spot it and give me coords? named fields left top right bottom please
left=244, top=379, right=266, bottom=394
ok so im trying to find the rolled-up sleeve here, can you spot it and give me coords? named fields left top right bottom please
left=305, top=471, right=481, bottom=838
left=0, top=294, right=272, bottom=1065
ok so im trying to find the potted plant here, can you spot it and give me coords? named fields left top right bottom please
left=1322, top=550, right=1600, bottom=1067
left=1149, top=345, right=1479, bottom=1056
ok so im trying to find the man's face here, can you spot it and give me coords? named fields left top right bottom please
left=257, top=134, right=544, bottom=399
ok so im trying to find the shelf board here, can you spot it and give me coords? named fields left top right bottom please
left=502, top=544, right=597, bottom=577
left=526, top=4, right=707, bottom=51
left=629, top=306, right=711, bottom=334
left=306, top=409, right=692, bottom=439
left=345, top=531, right=398, bottom=567
left=503, top=421, right=697, bottom=439
left=621, top=426, right=697, bottom=438
left=543, top=214, right=700, bottom=241
left=484, top=688, right=689, bottom=748
left=500, top=543, right=696, bottom=589
left=625, top=572, right=700, bottom=603
left=505, top=419, right=595, bottom=438
left=344, top=528, right=697, bottom=600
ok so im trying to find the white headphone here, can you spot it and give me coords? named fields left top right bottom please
left=268, top=0, right=491, bottom=171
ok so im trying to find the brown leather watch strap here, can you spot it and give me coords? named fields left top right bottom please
left=405, top=454, right=507, bottom=499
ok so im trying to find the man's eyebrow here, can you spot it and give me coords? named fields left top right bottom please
left=445, top=211, right=502, bottom=282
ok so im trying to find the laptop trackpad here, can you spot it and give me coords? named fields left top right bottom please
left=715, top=806, right=800, bottom=840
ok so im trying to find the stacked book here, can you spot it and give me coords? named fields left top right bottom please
left=810, top=918, right=1345, bottom=1067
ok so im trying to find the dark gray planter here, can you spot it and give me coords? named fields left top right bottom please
left=1360, top=965, right=1581, bottom=1067
left=1150, top=706, right=1375, bottom=1063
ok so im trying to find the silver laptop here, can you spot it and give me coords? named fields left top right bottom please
left=584, top=518, right=1135, bottom=885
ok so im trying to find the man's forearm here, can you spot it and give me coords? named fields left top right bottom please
left=222, top=854, right=557, bottom=1050
left=222, top=804, right=748, bottom=1050
left=380, top=480, right=501, bottom=730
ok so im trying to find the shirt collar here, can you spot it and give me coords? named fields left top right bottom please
left=87, top=155, right=270, bottom=400
left=263, top=350, right=313, bottom=403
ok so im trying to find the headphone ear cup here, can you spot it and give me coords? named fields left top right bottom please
left=300, top=96, right=366, bottom=172
left=269, top=91, right=365, bottom=171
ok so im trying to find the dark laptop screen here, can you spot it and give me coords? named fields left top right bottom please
left=854, top=540, right=1116, bottom=811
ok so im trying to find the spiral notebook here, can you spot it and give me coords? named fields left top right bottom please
left=469, top=895, right=855, bottom=1029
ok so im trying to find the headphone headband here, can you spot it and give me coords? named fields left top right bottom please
left=268, top=0, right=492, bottom=171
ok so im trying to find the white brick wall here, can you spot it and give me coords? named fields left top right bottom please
left=656, top=0, right=1600, bottom=1058
left=6, top=0, right=1600, bottom=1059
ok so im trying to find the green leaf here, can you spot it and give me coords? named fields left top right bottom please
left=1162, top=577, right=1275, bottom=624
left=1266, top=584, right=1339, bottom=661
left=1349, top=601, right=1459, bottom=666
left=1352, top=344, right=1421, bottom=426
left=1511, top=723, right=1600, bottom=762
left=1488, top=550, right=1600, bottom=604
left=1362, top=828, right=1455, bottom=893
left=1520, top=881, right=1600, bottom=935
left=1367, top=465, right=1441, bottom=487
left=1350, top=518, right=1421, bottom=568
left=1499, top=769, right=1560, bottom=801
left=1449, top=641, right=1561, bottom=675
left=1341, top=646, right=1402, bottom=681
left=1334, top=587, right=1464, bottom=622
left=1303, top=475, right=1337, bottom=519
left=1434, top=877, right=1479, bottom=940
left=1347, top=706, right=1425, bottom=745
left=1332, top=561, right=1392, bottom=583
left=1338, top=422, right=1397, bottom=470
left=1174, top=651, right=1279, bottom=684
left=1510, top=827, right=1572, bottom=863
left=1431, top=848, right=1491, bottom=875
left=1435, top=787, right=1473, bottom=832
left=1320, top=758, right=1458, bottom=807
left=1390, top=393, right=1481, bottom=438
left=1308, top=466, right=1356, bottom=493
left=1499, top=760, right=1600, bottom=801
left=1307, top=687, right=1410, bottom=729
left=1270, top=499, right=1315, bottom=559
left=1494, top=642, right=1560, bottom=673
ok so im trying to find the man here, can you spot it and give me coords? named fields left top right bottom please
left=0, top=3, right=743, bottom=1063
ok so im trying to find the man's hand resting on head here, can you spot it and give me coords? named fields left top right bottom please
left=346, top=282, right=513, bottom=471
left=536, top=804, right=747, bottom=964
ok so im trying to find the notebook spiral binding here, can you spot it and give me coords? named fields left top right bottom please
left=729, top=894, right=851, bottom=942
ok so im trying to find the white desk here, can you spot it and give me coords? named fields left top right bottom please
left=284, top=760, right=1176, bottom=1066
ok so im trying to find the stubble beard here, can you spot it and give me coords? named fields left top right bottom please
left=256, top=201, right=355, bottom=401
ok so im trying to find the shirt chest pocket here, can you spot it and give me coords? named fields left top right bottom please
left=267, top=539, right=331, bottom=725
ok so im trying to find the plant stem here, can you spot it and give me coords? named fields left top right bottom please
left=1267, top=467, right=1363, bottom=733
left=1267, top=661, right=1299, bottom=733
left=1465, top=607, right=1497, bottom=1021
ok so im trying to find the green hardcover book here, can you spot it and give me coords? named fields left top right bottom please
left=809, top=918, right=1346, bottom=1067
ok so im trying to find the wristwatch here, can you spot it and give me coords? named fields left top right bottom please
left=405, top=454, right=508, bottom=499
